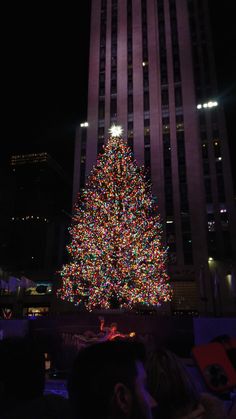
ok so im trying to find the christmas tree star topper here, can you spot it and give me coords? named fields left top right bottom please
left=108, top=124, right=123, bottom=138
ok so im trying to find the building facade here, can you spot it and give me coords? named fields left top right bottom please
left=74, top=0, right=236, bottom=315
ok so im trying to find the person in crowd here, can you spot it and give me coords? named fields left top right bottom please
left=0, top=336, right=45, bottom=416
left=0, top=336, right=72, bottom=419
left=68, top=339, right=156, bottom=419
left=147, top=349, right=227, bottom=419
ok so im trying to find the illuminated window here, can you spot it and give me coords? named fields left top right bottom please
left=24, top=307, right=49, bottom=317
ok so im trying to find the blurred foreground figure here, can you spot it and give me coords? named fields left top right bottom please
left=147, top=349, right=227, bottom=419
left=0, top=337, right=45, bottom=415
left=0, top=337, right=72, bottom=419
left=68, top=339, right=156, bottom=419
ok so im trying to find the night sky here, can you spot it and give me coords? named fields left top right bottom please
left=2, top=1, right=236, bottom=187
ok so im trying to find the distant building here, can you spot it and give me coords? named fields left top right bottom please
left=0, top=152, right=71, bottom=318
left=73, top=0, right=236, bottom=315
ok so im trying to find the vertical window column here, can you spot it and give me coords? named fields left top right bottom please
left=97, top=0, right=107, bottom=152
left=169, top=0, right=181, bottom=83
left=177, top=129, right=193, bottom=264
left=157, top=0, right=168, bottom=85
left=110, top=0, right=118, bottom=123
left=127, top=0, right=133, bottom=149
left=141, top=0, right=151, bottom=179
left=80, top=129, right=87, bottom=188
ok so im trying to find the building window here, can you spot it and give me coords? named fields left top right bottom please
left=128, top=66, right=133, bottom=92
left=217, top=175, right=225, bottom=202
left=128, top=94, right=133, bottom=114
left=161, top=89, right=169, bottom=106
left=208, top=231, right=218, bottom=259
left=142, top=0, right=149, bottom=101
left=177, top=132, right=186, bottom=165
left=127, top=0, right=133, bottom=102
left=179, top=165, right=186, bottom=182
left=183, top=250, right=193, bottom=265
left=100, top=58, right=105, bottom=71
left=175, top=86, right=183, bottom=107
left=181, top=213, right=191, bottom=231
left=144, top=134, right=150, bottom=146
left=143, top=66, right=149, bottom=90
left=145, top=146, right=151, bottom=180
left=211, top=109, right=218, bottom=124
left=24, top=307, right=49, bottom=318
left=163, top=133, right=174, bottom=216
left=128, top=120, right=133, bottom=151
left=207, top=213, right=215, bottom=232
left=175, top=114, right=184, bottom=132
left=98, top=99, right=105, bottom=120
left=199, top=112, right=206, bottom=127
left=203, top=161, right=210, bottom=175
left=220, top=210, right=228, bottom=231
left=157, top=0, right=168, bottom=85
left=202, top=143, right=208, bottom=158
left=110, top=98, right=117, bottom=118
left=223, top=231, right=232, bottom=258
left=162, top=117, right=169, bottom=135
left=179, top=183, right=189, bottom=211
left=111, top=0, right=117, bottom=110
left=215, top=160, right=223, bottom=174
left=144, top=91, right=149, bottom=111
left=213, top=141, right=221, bottom=158
left=200, top=131, right=207, bottom=142
left=204, top=178, right=212, bottom=203
left=141, top=0, right=151, bottom=182
left=79, top=129, right=87, bottom=189
left=169, top=0, right=181, bottom=82
left=98, top=127, right=105, bottom=141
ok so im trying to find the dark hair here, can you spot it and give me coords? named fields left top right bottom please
left=0, top=337, right=45, bottom=410
left=68, top=339, right=146, bottom=419
left=147, top=349, right=200, bottom=419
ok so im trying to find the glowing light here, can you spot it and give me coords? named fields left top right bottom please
left=109, top=125, right=123, bottom=138
left=80, top=122, right=89, bottom=127
left=208, top=257, right=214, bottom=262
left=197, top=101, right=218, bottom=109
left=226, top=274, right=232, bottom=287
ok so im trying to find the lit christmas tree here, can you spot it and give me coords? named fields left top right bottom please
left=58, top=126, right=172, bottom=310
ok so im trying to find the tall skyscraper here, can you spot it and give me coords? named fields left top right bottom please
left=74, top=0, right=236, bottom=314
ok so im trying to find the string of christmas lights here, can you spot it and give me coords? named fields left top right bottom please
left=57, top=132, right=172, bottom=310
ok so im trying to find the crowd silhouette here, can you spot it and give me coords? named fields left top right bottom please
left=0, top=321, right=235, bottom=419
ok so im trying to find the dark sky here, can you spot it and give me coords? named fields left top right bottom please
left=2, top=1, right=236, bottom=186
